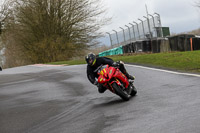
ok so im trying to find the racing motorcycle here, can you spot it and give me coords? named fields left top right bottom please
left=94, top=64, right=137, bottom=101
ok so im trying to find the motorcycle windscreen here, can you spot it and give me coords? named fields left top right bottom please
left=99, top=67, right=109, bottom=79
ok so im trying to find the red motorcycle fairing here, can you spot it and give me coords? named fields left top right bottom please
left=98, top=65, right=112, bottom=83
left=97, top=65, right=129, bottom=91
left=112, top=68, right=129, bottom=88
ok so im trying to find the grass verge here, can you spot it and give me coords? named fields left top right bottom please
left=111, top=51, right=200, bottom=73
left=48, top=50, right=200, bottom=73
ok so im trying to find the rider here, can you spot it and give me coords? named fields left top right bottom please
left=85, top=52, right=135, bottom=93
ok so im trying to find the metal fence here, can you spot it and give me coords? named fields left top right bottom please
left=106, top=13, right=163, bottom=47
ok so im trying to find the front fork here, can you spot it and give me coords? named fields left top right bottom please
left=109, top=78, right=126, bottom=93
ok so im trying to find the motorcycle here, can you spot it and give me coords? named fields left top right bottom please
left=94, top=64, right=137, bottom=101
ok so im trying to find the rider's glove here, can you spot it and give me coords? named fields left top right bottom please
left=112, top=61, right=120, bottom=68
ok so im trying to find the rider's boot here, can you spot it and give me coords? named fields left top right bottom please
left=125, top=73, right=135, bottom=80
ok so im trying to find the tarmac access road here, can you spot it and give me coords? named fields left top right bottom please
left=0, top=64, right=200, bottom=133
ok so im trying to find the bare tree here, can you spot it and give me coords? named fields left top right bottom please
left=0, top=0, right=13, bottom=67
left=0, top=0, right=11, bottom=32
left=2, top=0, right=110, bottom=67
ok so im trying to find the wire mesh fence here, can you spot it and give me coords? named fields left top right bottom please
left=107, top=14, right=163, bottom=47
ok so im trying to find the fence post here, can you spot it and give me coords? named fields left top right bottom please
left=154, top=12, right=163, bottom=37
left=119, top=27, right=126, bottom=45
left=143, top=16, right=152, bottom=38
left=106, top=32, right=113, bottom=48
left=133, top=21, right=140, bottom=39
left=138, top=18, right=145, bottom=39
left=125, top=25, right=132, bottom=44
left=148, top=14, right=157, bottom=37
left=113, top=30, right=120, bottom=46
left=129, top=23, right=136, bottom=41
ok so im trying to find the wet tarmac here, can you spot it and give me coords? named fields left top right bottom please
left=0, top=64, right=200, bottom=133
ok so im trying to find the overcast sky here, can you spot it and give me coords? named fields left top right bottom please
left=101, top=0, right=200, bottom=36
left=98, top=0, right=200, bottom=46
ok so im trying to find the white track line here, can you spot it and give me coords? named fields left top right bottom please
left=126, top=64, right=200, bottom=78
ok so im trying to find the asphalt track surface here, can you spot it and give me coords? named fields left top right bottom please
left=0, top=64, right=200, bottom=133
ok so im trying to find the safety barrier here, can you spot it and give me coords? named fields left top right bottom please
left=99, top=46, right=123, bottom=57
left=99, top=34, right=200, bottom=56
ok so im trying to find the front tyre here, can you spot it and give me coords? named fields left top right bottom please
left=112, top=82, right=129, bottom=101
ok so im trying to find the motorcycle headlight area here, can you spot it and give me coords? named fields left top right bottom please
left=100, top=69, right=106, bottom=76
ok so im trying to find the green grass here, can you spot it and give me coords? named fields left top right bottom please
left=48, top=50, right=200, bottom=73
left=111, top=51, right=200, bottom=73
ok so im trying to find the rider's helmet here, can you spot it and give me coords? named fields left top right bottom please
left=85, top=52, right=96, bottom=66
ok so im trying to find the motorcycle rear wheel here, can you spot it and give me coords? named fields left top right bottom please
left=130, top=85, right=137, bottom=96
left=112, top=82, right=129, bottom=101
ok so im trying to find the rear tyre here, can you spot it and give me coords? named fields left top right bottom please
left=112, top=82, right=129, bottom=101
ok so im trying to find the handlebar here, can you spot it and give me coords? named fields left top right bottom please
left=93, top=64, right=103, bottom=73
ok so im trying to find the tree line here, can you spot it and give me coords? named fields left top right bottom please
left=0, top=0, right=109, bottom=68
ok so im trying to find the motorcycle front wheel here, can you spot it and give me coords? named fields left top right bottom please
left=112, top=82, right=129, bottom=101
